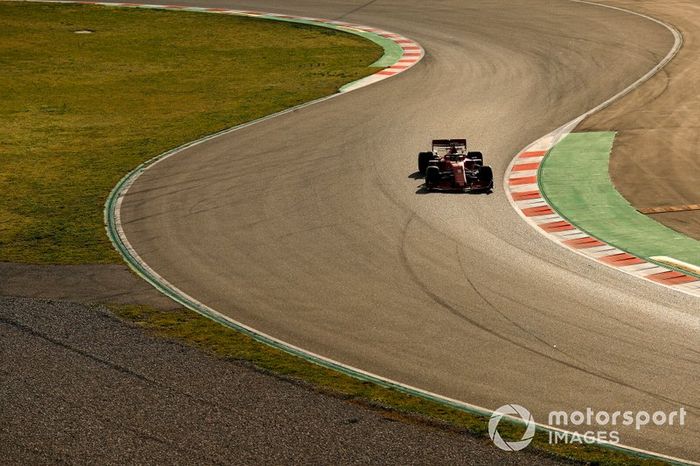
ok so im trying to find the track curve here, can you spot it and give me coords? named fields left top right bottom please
left=114, top=0, right=698, bottom=459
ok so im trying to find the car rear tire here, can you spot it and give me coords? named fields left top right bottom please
left=418, top=152, right=436, bottom=175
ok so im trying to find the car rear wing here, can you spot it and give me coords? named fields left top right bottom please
left=432, top=138, right=467, bottom=153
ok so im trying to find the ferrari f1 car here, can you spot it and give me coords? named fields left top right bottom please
left=417, top=139, right=493, bottom=193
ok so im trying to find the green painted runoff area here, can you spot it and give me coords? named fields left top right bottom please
left=539, top=132, right=700, bottom=268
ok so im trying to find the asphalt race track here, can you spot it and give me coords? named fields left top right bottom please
left=115, top=0, right=699, bottom=460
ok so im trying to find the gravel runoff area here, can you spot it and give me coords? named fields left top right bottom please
left=580, top=0, right=700, bottom=240
left=0, top=296, right=566, bottom=465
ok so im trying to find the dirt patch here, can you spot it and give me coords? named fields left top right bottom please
left=0, top=262, right=178, bottom=309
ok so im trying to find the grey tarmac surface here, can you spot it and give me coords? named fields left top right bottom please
left=115, top=0, right=700, bottom=460
left=0, top=297, right=566, bottom=465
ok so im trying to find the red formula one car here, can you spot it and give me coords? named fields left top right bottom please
left=417, top=139, right=493, bottom=193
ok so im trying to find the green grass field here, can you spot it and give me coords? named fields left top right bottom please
left=0, top=1, right=382, bottom=263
